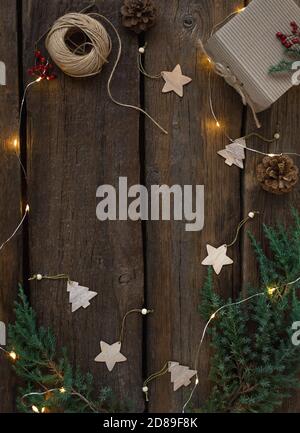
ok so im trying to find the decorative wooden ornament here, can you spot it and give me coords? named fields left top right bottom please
left=205, top=0, right=300, bottom=117
left=161, top=64, right=192, bottom=97
left=168, top=362, right=197, bottom=392
left=218, top=138, right=246, bottom=169
left=67, top=281, right=98, bottom=313
left=201, top=244, right=233, bottom=275
left=0, top=322, right=6, bottom=346
left=94, top=341, right=127, bottom=372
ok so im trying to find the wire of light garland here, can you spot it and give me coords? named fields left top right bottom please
left=199, top=9, right=300, bottom=161
left=182, top=270, right=300, bottom=413
left=44, top=12, right=167, bottom=134
left=0, top=205, right=29, bottom=253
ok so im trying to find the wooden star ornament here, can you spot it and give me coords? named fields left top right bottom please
left=161, top=64, right=192, bottom=97
left=201, top=244, right=233, bottom=275
left=94, top=341, right=127, bottom=372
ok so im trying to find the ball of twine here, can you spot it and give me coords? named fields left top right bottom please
left=45, top=13, right=112, bottom=78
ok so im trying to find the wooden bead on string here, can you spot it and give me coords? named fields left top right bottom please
left=44, top=11, right=167, bottom=134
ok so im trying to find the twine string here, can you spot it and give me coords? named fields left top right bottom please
left=119, top=309, right=153, bottom=343
left=138, top=44, right=162, bottom=79
left=199, top=9, right=261, bottom=130
left=226, top=211, right=259, bottom=248
left=235, top=142, right=300, bottom=159
left=142, top=362, right=169, bottom=402
left=28, top=274, right=70, bottom=282
left=43, top=12, right=167, bottom=134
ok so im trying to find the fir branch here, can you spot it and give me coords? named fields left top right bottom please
left=197, top=211, right=300, bottom=413
left=7, top=287, right=129, bottom=413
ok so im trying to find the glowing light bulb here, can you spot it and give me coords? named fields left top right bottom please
left=25, top=204, right=30, bottom=213
left=59, top=387, right=66, bottom=394
left=41, top=407, right=46, bottom=413
left=207, top=57, right=212, bottom=64
left=195, top=378, right=199, bottom=385
left=13, top=139, right=18, bottom=149
left=32, top=405, right=39, bottom=413
left=237, top=7, right=246, bottom=13
left=268, top=287, right=276, bottom=296
left=216, top=121, right=221, bottom=128
left=36, top=77, right=42, bottom=83
left=9, top=351, right=17, bottom=361
left=268, top=154, right=276, bottom=157
left=210, top=313, right=216, bottom=320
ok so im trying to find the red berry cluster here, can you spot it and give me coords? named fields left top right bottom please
left=27, top=50, right=56, bottom=81
left=276, top=21, right=300, bottom=49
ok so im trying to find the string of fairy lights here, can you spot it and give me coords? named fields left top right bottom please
left=1, top=2, right=300, bottom=414
left=204, top=7, right=300, bottom=161
left=181, top=273, right=300, bottom=413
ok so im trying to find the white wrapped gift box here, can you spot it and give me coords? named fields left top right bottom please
left=205, top=0, right=300, bottom=113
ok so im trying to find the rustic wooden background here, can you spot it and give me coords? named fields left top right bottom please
left=0, top=0, right=300, bottom=413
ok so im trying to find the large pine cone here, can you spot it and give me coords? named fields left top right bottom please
left=256, top=155, right=299, bottom=195
left=121, top=0, right=157, bottom=34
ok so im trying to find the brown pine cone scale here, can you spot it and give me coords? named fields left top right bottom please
left=121, top=0, right=157, bottom=34
left=256, top=155, right=299, bottom=195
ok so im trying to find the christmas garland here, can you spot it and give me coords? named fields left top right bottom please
left=4, top=288, right=131, bottom=413
left=3, top=211, right=300, bottom=413
left=197, top=209, right=300, bottom=413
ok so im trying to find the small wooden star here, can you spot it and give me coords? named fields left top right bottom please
left=201, top=244, right=233, bottom=275
left=94, top=341, right=127, bottom=372
left=161, top=64, right=192, bottom=97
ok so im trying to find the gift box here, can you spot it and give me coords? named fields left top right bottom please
left=205, top=0, right=300, bottom=115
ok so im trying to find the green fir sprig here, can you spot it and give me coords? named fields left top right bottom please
left=198, top=210, right=300, bottom=413
left=270, top=21, right=300, bottom=73
left=7, top=287, right=132, bottom=413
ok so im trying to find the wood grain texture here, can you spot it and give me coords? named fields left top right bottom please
left=23, top=0, right=144, bottom=412
left=242, top=0, right=300, bottom=413
left=144, top=0, right=244, bottom=413
left=0, top=0, right=21, bottom=413
left=1, top=0, right=300, bottom=414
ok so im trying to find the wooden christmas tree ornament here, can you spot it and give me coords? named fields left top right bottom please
left=29, top=274, right=98, bottom=313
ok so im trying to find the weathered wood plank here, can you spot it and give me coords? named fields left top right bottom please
left=23, top=0, right=144, bottom=412
left=0, top=0, right=21, bottom=413
left=145, top=0, right=244, bottom=413
left=242, top=0, right=300, bottom=412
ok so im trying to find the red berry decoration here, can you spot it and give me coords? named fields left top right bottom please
left=270, top=21, right=300, bottom=73
left=276, top=21, right=300, bottom=52
left=28, top=50, right=56, bottom=81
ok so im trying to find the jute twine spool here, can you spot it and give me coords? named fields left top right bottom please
left=44, top=11, right=167, bottom=134
left=45, top=13, right=112, bottom=78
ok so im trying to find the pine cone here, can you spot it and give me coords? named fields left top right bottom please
left=121, top=0, right=157, bottom=34
left=256, top=155, right=299, bottom=195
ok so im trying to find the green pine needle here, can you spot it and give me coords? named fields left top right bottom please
left=196, top=210, right=300, bottom=413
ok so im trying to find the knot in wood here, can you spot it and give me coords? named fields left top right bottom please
left=119, top=272, right=132, bottom=285
left=183, top=15, right=195, bottom=28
